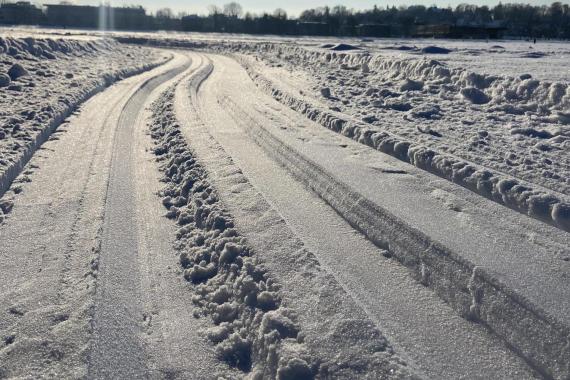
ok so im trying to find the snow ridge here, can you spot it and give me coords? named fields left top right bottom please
left=150, top=88, right=316, bottom=378
left=242, top=43, right=570, bottom=121
left=235, top=55, right=570, bottom=232
left=0, top=38, right=168, bottom=212
left=0, top=37, right=116, bottom=59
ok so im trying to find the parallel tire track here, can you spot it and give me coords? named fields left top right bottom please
left=188, top=53, right=568, bottom=379
left=87, top=60, right=190, bottom=379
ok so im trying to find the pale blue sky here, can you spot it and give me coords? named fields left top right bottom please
left=40, top=0, right=562, bottom=17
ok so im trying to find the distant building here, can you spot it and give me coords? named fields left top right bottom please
left=111, top=6, right=150, bottom=30
left=43, top=4, right=149, bottom=30
left=0, top=1, right=43, bottom=25
left=356, top=24, right=392, bottom=38
left=413, top=23, right=507, bottom=39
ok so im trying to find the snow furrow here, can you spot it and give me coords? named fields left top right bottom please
left=214, top=84, right=569, bottom=380
left=148, top=67, right=422, bottom=378
left=235, top=56, right=570, bottom=233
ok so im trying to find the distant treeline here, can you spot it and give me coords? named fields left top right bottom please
left=1, top=1, right=569, bottom=39
left=297, top=2, right=570, bottom=38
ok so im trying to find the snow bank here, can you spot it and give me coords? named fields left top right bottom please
left=0, top=37, right=167, bottom=206
left=0, top=36, right=116, bottom=59
left=236, top=55, right=570, bottom=232
left=222, top=42, right=569, bottom=120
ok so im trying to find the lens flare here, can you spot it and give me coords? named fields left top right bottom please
left=98, top=2, right=115, bottom=31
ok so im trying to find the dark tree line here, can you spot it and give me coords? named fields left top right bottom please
left=296, top=2, right=570, bottom=38
left=165, top=2, right=570, bottom=38
left=1, top=1, right=569, bottom=38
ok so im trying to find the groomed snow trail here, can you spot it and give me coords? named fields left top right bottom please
left=174, top=52, right=568, bottom=379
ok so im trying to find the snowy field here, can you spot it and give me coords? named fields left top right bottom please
left=0, top=27, right=569, bottom=379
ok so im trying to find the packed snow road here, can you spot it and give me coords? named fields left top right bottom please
left=0, top=46, right=568, bottom=379
left=0, top=52, right=232, bottom=378
left=173, top=52, right=569, bottom=379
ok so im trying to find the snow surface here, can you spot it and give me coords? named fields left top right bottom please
left=127, top=36, right=569, bottom=230
left=236, top=42, right=570, bottom=198
left=0, top=28, right=568, bottom=378
left=0, top=35, right=166, bottom=207
left=149, top=85, right=419, bottom=379
left=175, top=51, right=550, bottom=379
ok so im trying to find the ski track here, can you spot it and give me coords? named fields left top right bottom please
left=87, top=58, right=191, bottom=379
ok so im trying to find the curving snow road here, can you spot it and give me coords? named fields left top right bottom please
left=0, top=48, right=568, bottom=379
left=174, top=52, right=568, bottom=379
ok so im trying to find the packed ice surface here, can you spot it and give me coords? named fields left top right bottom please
left=0, top=34, right=165, bottom=204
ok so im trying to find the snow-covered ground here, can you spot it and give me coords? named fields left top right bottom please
left=0, top=33, right=167, bottom=216
left=242, top=41, right=570, bottom=196
left=0, top=28, right=568, bottom=379
left=128, top=35, right=569, bottom=230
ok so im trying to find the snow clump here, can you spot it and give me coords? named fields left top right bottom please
left=149, top=88, right=317, bottom=378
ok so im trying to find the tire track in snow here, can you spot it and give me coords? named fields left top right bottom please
left=87, top=59, right=190, bottom=379
left=236, top=55, right=570, bottom=233
left=178, top=53, right=544, bottom=379
left=188, top=53, right=568, bottom=380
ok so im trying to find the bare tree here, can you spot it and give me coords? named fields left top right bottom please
left=207, top=5, right=221, bottom=16
left=223, top=2, right=243, bottom=18
left=273, top=8, right=287, bottom=20
left=156, top=8, right=173, bottom=19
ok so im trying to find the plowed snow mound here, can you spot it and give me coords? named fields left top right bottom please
left=329, top=43, right=361, bottom=51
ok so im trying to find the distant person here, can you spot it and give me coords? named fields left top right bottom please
left=534, top=38, right=537, bottom=44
